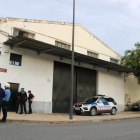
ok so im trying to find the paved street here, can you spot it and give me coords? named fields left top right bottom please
left=0, top=119, right=140, bottom=140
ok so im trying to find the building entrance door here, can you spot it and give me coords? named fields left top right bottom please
left=52, top=61, right=76, bottom=113
left=77, top=67, right=96, bottom=102
left=52, top=61, right=96, bottom=113
left=8, top=83, right=19, bottom=111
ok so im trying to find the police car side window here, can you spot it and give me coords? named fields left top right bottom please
left=110, top=98, right=114, bottom=102
left=99, top=98, right=106, bottom=103
left=105, top=98, right=109, bottom=102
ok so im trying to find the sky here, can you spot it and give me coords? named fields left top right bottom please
left=0, top=0, right=140, bottom=56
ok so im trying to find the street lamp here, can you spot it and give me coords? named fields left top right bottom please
left=70, top=0, right=75, bottom=120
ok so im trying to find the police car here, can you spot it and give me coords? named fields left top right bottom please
left=73, top=95, right=117, bottom=116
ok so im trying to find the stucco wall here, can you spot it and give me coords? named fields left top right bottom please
left=97, top=68, right=125, bottom=111
left=125, top=74, right=140, bottom=105
left=0, top=43, right=54, bottom=112
left=0, top=44, right=124, bottom=112
left=0, top=17, right=125, bottom=112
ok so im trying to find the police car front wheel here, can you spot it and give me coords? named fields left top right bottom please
left=90, top=108, right=97, bottom=116
left=111, top=107, right=116, bottom=115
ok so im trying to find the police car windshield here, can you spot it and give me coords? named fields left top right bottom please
left=84, top=97, right=98, bottom=103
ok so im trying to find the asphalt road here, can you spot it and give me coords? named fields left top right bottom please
left=0, top=119, right=140, bottom=140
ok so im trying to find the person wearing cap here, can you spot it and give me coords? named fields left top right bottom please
left=0, top=83, right=5, bottom=113
left=18, top=88, right=27, bottom=114
left=27, top=90, right=35, bottom=114
left=1, top=83, right=11, bottom=123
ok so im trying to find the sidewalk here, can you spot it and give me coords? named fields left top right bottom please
left=3, top=111, right=140, bottom=124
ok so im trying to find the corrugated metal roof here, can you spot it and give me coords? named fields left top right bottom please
left=4, top=35, right=140, bottom=74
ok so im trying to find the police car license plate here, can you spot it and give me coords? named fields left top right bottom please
left=75, top=107, right=80, bottom=110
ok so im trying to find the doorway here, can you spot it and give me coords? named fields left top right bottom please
left=77, top=67, right=96, bottom=102
left=52, top=61, right=96, bottom=113
left=52, top=62, right=76, bottom=113
left=8, top=83, right=19, bottom=111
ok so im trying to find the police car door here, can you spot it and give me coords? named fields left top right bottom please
left=103, top=98, right=111, bottom=112
left=97, top=98, right=105, bottom=112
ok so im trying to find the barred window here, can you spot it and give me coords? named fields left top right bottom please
left=87, top=51, right=98, bottom=58
left=13, top=29, right=35, bottom=39
left=110, top=58, right=118, bottom=64
left=55, top=41, right=70, bottom=50
left=9, top=53, right=22, bottom=66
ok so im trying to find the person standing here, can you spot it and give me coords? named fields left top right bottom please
left=16, top=89, right=21, bottom=113
left=0, top=83, right=5, bottom=113
left=1, top=83, right=11, bottom=123
left=18, top=88, right=27, bottom=114
left=27, top=90, right=35, bottom=114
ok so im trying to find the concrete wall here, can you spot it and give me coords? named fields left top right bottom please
left=0, top=17, right=125, bottom=112
left=125, top=74, right=140, bottom=105
left=97, top=69, right=124, bottom=111
left=0, top=44, right=54, bottom=113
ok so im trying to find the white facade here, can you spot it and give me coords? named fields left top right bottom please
left=0, top=17, right=124, bottom=112
left=125, top=74, right=140, bottom=106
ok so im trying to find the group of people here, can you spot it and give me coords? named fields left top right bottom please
left=16, top=88, right=35, bottom=114
left=0, top=83, right=11, bottom=123
left=0, top=83, right=35, bottom=123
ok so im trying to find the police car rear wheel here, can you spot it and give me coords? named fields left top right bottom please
left=111, top=108, right=116, bottom=115
left=90, top=108, right=97, bottom=116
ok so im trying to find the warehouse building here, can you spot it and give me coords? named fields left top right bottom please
left=0, top=17, right=137, bottom=113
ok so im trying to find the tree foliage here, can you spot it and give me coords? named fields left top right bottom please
left=121, top=42, right=140, bottom=84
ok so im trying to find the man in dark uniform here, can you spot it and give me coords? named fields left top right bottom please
left=27, top=90, right=35, bottom=114
left=18, top=88, right=27, bottom=114
left=16, top=89, right=21, bottom=113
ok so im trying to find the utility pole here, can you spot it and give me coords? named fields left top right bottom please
left=70, top=0, right=75, bottom=120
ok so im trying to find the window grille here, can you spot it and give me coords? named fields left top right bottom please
left=55, top=41, right=70, bottom=50
left=87, top=51, right=98, bottom=58
left=110, top=58, right=118, bottom=64
left=9, top=53, right=22, bottom=66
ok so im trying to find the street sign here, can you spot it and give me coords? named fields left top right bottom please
left=0, top=68, right=7, bottom=73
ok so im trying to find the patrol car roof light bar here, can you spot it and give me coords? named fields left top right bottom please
left=70, top=0, right=75, bottom=120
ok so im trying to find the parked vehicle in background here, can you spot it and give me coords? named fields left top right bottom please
left=73, top=95, right=117, bottom=116
left=132, top=100, right=140, bottom=111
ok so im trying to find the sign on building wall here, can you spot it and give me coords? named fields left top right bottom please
left=0, top=68, right=7, bottom=73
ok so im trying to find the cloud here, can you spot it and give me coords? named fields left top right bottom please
left=0, top=0, right=140, bottom=56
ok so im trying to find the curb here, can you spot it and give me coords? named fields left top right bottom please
left=6, top=116, right=140, bottom=124
left=6, top=119, right=94, bottom=124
